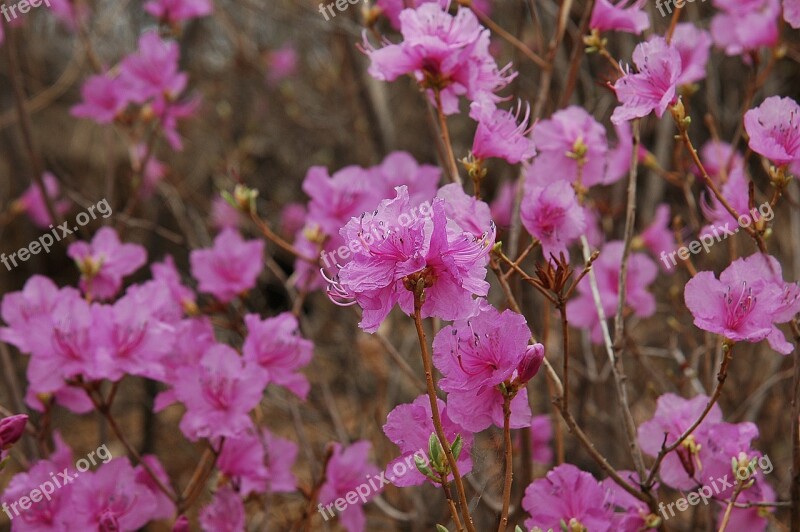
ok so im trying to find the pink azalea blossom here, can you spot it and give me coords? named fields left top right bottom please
left=601, top=471, right=657, bottom=531
left=71, top=74, right=129, bottom=124
left=334, top=186, right=493, bottom=332
left=523, top=463, right=615, bottom=530
left=611, top=37, right=681, bottom=124
left=212, top=196, right=242, bottom=230
left=468, top=98, right=536, bottom=164
left=144, top=0, right=213, bottom=23
left=436, top=183, right=493, bottom=237
left=174, top=344, right=268, bottom=440
left=151, top=256, right=197, bottom=315
left=15, top=172, right=71, bottom=229
left=639, top=204, right=676, bottom=271
left=567, top=241, right=657, bottom=343
left=685, top=254, right=800, bottom=354
left=217, top=428, right=298, bottom=496
left=319, top=441, right=381, bottom=532
left=529, top=414, right=554, bottom=464
left=744, top=96, right=800, bottom=167
left=118, top=31, right=188, bottom=103
left=490, top=181, right=515, bottom=228
left=521, top=180, right=586, bottom=260
left=363, top=2, right=514, bottom=115
left=134, top=456, right=175, bottom=520
left=199, top=486, right=246, bottom=532
left=370, top=151, right=440, bottom=207
left=672, top=23, right=713, bottom=86
left=528, top=106, right=608, bottom=187
left=590, top=0, right=649, bottom=34
left=189, top=228, right=265, bottom=303
left=242, top=312, right=313, bottom=399
left=699, top=164, right=751, bottom=238
left=280, top=202, right=307, bottom=237
left=383, top=395, right=474, bottom=486
left=697, top=140, right=745, bottom=184
left=786, top=0, right=800, bottom=27
left=151, top=95, right=200, bottom=151
left=266, top=44, right=298, bottom=85
left=605, top=121, right=634, bottom=185
left=447, top=384, right=532, bottom=432
left=716, top=481, right=775, bottom=531
left=711, top=0, right=780, bottom=56
left=301, top=165, right=374, bottom=237
left=0, top=275, right=64, bottom=353
left=45, top=0, right=89, bottom=29
left=67, top=227, right=147, bottom=301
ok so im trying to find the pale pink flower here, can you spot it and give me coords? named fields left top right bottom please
left=521, top=180, right=586, bottom=260
left=189, top=229, right=265, bottom=303
left=744, top=96, right=800, bottom=167
left=590, top=0, right=649, bottom=34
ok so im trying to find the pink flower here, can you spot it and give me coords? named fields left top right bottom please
left=70, top=459, right=161, bottom=531
left=521, top=180, right=586, bottom=260
left=590, top=0, right=649, bottom=34
left=383, top=395, right=474, bottom=486
left=217, top=428, right=298, bottom=496
left=611, top=37, right=681, bottom=124
left=134, top=456, right=175, bottom=520
left=567, top=241, right=657, bottom=343
left=319, top=441, right=381, bottom=532
left=601, top=471, right=656, bottom=531
left=685, top=254, right=800, bottom=354
left=529, top=415, right=553, bottom=464
left=144, top=0, right=213, bottom=23
left=0, top=275, right=64, bottom=353
left=697, top=140, right=745, bottom=184
left=528, top=106, right=608, bottom=187
left=174, top=344, right=268, bottom=440
left=716, top=481, right=775, bottom=531
left=151, top=95, right=200, bottom=151
left=363, top=2, right=514, bottom=115
left=71, top=74, right=129, bottom=124
left=242, top=312, right=313, bottom=399
left=672, top=23, right=713, bottom=85
left=151, top=256, right=197, bottom=315
left=189, top=229, right=265, bottom=303
left=437, top=183, right=493, bottom=237
left=199, top=487, right=245, bottom=532
left=15, top=172, right=71, bottom=229
left=211, top=196, right=241, bottom=230
left=744, top=96, right=800, bottom=167
left=67, top=227, right=147, bottom=301
left=605, top=121, right=634, bottom=185
left=0, top=414, right=27, bottom=452
left=370, top=151, right=440, bottom=207
left=266, top=44, right=298, bottom=85
left=469, top=98, right=536, bottom=164
left=45, top=0, right=89, bottom=29
left=699, top=164, right=751, bottom=238
left=153, top=318, right=216, bottom=411
left=490, top=181, right=515, bottom=228
left=118, top=31, right=188, bottom=103
left=280, top=202, right=307, bottom=237
left=334, top=186, right=493, bottom=332
left=786, top=0, right=800, bottom=27
left=639, top=204, right=676, bottom=270
left=711, top=0, right=779, bottom=56
left=447, top=385, right=532, bottom=432
left=523, top=464, right=615, bottom=530
left=302, top=165, right=374, bottom=237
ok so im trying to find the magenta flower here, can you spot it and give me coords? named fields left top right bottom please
left=383, top=395, right=474, bottom=486
left=334, top=186, right=493, bottom=332
left=151, top=95, right=200, bottom=152
left=605, top=121, right=634, bottom=185
left=611, top=37, right=681, bottom=124
left=199, top=486, right=246, bottom=532
left=468, top=98, right=536, bottom=164
left=364, top=2, right=514, bottom=115
left=639, top=204, right=676, bottom=270
left=697, top=139, right=745, bottom=184
left=672, top=23, right=713, bottom=86
left=437, top=183, right=493, bottom=238
left=134, top=456, right=175, bottom=520
left=118, top=31, right=188, bottom=103
left=447, top=385, right=532, bottom=432
left=529, top=415, right=554, bottom=464
left=528, top=106, right=608, bottom=187
left=153, top=318, right=216, bottom=411
left=490, top=181, right=515, bottom=228
left=174, top=344, right=268, bottom=440
left=319, top=441, right=381, bottom=532
left=590, top=0, right=649, bottom=34
left=0, top=414, right=27, bottom=452
left=699, top=164, right=750, bottom=238
left=151, top=256, right=197, bottom=315
left=523, top=464, right=615, bottom=531
left=217, top=428, right=298, bottom=496
left=280, top=202, right=307, bottom=238
left=521, top=180, right=586, bottom=260
left=372, top=151, right=440, bottom=208
left=15, top=172, right=71, bottom=229
left=301, top=164, right=373, bottom=237
left=265, top=44, right=298, bottom=85
left=212, top=196, right=241, bottom=230
left=67, top=227, right=147, bottom=301
left=70, top=459, right=160, bottom=531
left=685, top=254, right=800, bottom=354
left=601, top=471, right=656, bottom=531
left=190, top=229, right=265, bottom=303
left=375, top=0, right=493, bottom=29
left=567, top=241, right=657, bottom=343
left=71, top=74, right=128, bottom=124
left=711, top=0, right=779, bottom=56
left=786, top=0, right=800, bottom=27
left=716, top=481, right=775, bottom=532
left=744, top=96, right=800, bottom=167
left=242, top=312, right=313, bottom=399
left=144, top=0, right=213, bottom=23
left=0, top=275, right=64, bottom=353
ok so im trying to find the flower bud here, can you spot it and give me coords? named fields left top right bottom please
left=517, top=343, right=545, bottom=383
left=0, top=414, right=27, bottom=449
left=172, top=515, right=190, bottom=532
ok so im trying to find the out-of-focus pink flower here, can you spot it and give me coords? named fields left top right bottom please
left=242, top=313, right=313, bottom=399
left=280, top=202, right=307, bottom=238
left=567, top=241, right=657, bottom=343
left=174, top=344, right=268, bottom=440
left=529, top=414, right=553, bottom=464
left=152, top=95, right=200, bottom=151
left=716, top=480, right=775, bottom=532
left=363, top=2, right=514, bottom=115
left=217, top=428, right=298, bottom=496
left=605, top=121, right=634, bottom=185
left=302, top=165, right=373, bottom=237
left=172, top=516, right=190, bottom=532
left=672, top=23, right=713, bottom=85
left=46, top=0, right=90, bottom=29
left=266, top=44, right=298, bottom=85
left=490, top=181, right=514, bottom=228
left=697, top=140, right=745, bottom=184
left=521, top=180, right=586, bottom=260
left=611, top=37, right=681, bottom=124
left=383, top=394, right=473, bottom=486
left=134, top=144, right=168, bottom=198
left=153, top=318, right=216, bottom=411
left=685, top=254, right=800, bottom=354
left=639, top=204, right=676, bottom=270
left=15, top=172, right=71, bottom=229
left=334, top=186, right=493, bottom=332
left=372, top=151, right=440, bottom=206
left=70, top=459, right=160, bottom=531
left=144, top=0, right=213, bottom=23
left=119, top=31, right=187, bottom=103
left=134, top=455, right=176, bottom=521
left=190, top=228, right=264, bottom=303
left=151, top=256, right=197, bottom=315
left=744, top=96, right=800, bottom=167
left=590, top=0, right=649, bottom=34
left=601, top=471, right=656, bottom=531
left=468, top=98, right=536, bottom=164
left=699, top=165, right=750, bottom=238
left=67, top=227, right=147, bottom=301
left=786, top=0, right=800, bottom=27
left=437, top=183, right=493, bottom=237
left=319, top=441, right=381, bottom=532
left=199, top=486, right=245, bottom=532
left=211, top=196, right=241, bottom=230
left=72, top=74, right=129, bottom=124
left=711, top=0, right=779, bottom=56
left=523, top=464, right=616, bottom=530
left=0, top=275, right=63, bottom=353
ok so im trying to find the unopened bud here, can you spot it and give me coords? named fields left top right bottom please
left=0, top=414, right=28, bottom=449
left=517, top=343, right=545, bottom=383
left=172, top=515, right=190, bottom=532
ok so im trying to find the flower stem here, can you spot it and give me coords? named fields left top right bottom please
left=718, top=481, right=745, bottom=532
left=497, top=393, right=513, bottom=532
left=433, top=89, right=462, bottom=186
